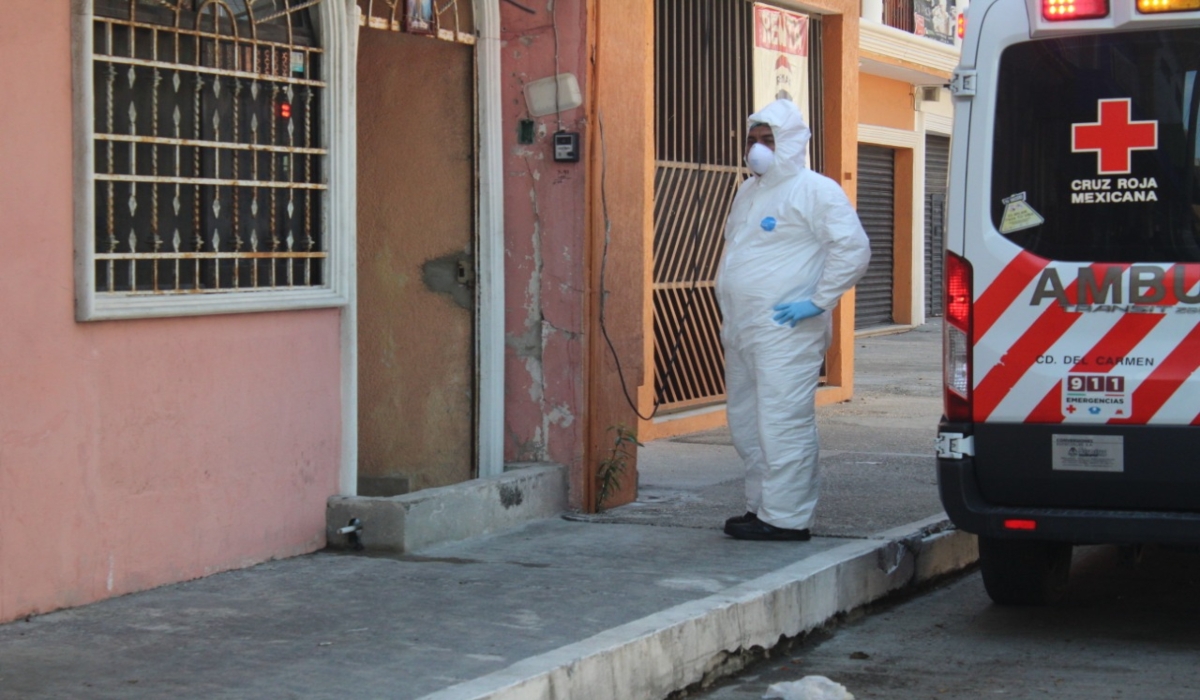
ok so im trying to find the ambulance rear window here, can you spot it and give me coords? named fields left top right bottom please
left=992, top=30, right=1200, bottom=263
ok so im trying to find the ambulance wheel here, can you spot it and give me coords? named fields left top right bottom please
left=977, top=537, right=1072, bottom=606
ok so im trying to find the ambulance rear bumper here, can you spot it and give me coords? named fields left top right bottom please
left=937, top=457, right=1200, bottom=545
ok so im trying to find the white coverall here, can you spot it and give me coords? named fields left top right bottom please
left=715, top=99, right=871, bottom=531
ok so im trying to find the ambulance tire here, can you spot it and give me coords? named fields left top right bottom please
left=978, top=537, right=1072, bottom=606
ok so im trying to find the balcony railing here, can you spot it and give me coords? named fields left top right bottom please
left=880, top=0, right=957, bottom=46
left=883, top=0, right=915, bottom=33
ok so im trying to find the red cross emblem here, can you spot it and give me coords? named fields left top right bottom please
left=1065, top=404, right=1076, bottom=414
left=1072, top=98, right=1157, bottom=175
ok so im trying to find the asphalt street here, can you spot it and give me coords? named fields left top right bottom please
left=689, top=544, right=1200, bottom=699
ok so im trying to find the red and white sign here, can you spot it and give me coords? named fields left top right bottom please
left=1071, top=98, right=1158, bottom=175
left=752, top=4, right=811, bottom=118
left=754, top=6, right=808, bottom=57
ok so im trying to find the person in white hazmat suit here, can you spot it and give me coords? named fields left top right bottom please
left=717, top=99, right=871, bottom=541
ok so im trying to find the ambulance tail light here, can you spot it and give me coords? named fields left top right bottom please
left=944, top=251, right=973, bottom=422
left=957, top=12, right=966, bottom=38
left=1042, top=0, right=1109, bottom=19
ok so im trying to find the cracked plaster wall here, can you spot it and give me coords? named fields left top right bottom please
left=500, top=0, right=588, bottom=506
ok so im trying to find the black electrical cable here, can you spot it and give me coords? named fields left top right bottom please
left=501, top=0, right=536, bottom=15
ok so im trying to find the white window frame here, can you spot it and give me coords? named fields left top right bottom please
left=71, top=0, right=357, bottom=321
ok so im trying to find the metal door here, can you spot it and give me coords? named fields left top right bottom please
left=355, top=14, right=476, bottom=495
left=924, top=134, right=950, bottom=317
left=650, top=0, right=752, bottom=413
left=856, top=144, right=896, bottom=329
left=651, top=0, right=824, bottom=413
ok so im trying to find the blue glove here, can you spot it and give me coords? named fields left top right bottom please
left=772, top=299, right=824, bottom=327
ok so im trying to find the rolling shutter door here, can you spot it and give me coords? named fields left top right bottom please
left=855, top=145, right=895, bottom=329
left=924, top=134, right=950, bottom=317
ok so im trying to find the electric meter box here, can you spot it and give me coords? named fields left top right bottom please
left=553, top=132, right=580, bottom=162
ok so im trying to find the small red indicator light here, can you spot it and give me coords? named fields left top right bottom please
left=1003, top=519, right=1038, bottom=531
left=279, top=102, right=292, bottom=119
left=1043, top=0, right=1109, bottom=20
left=957, top=13, right=966, bottom=38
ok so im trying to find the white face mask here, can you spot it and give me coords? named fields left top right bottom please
left=746, top=142, right=775, bottom=176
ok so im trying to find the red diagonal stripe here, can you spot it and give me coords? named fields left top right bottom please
left=974, top=251, right=1049, bottom=339
left=1024, top=383, right=1065, bottom=424
left=1073, top=313, right=1165, bottom=373
left=1111, top=322, right=1200, bottom=425
left=974, top=301, right=1081, bottom=421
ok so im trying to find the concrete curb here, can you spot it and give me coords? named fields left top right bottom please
left=417, top=515, right=978, bottom=700
left=325, top=464, right=566, bottom=553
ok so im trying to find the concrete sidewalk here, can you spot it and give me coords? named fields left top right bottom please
left=0, top=321, right=976, bottom=700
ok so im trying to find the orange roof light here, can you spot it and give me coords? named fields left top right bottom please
left=957, top=13, right=966, bottom=38
left=1043, top=0, right=1109, bottom=19
left=1139, top=0, right=1200, bottom=12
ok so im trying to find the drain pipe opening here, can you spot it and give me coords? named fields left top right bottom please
left=338, top=518, right=364, bottom=551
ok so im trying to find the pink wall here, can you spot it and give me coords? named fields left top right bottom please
left=500, top=1, right=590, bottom=506
left=0, top=1, right=343, bottom=622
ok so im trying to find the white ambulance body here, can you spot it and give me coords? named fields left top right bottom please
left=938, top=0, right=1200, bottom=604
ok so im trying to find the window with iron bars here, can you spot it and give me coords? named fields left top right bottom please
left=80, top=0, right=337, bottom=319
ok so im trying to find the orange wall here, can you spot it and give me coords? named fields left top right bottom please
left=586, top=0, right=654, bottom=509
left=0, top=1, right=342, bottom=622
left=858, top=73, right=915, bottom=131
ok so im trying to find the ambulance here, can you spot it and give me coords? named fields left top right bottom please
left=937, top=0, right=1200, bottom=604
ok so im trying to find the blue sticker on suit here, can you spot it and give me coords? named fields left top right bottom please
left=761, top=217, right=777, bottom=231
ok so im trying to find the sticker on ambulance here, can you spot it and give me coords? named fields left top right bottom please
left=1052, top=434, right=1124, bottom=473
left=998, top=192, right=1044, bottom=234
left=1062, top=373, right=1130, bottom=422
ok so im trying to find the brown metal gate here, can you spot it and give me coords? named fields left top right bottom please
left=651, top=1, right=823, bottom=413
left=651, top=0, right=751, bottom=412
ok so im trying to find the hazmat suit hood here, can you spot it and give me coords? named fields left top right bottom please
left=747, top=99, right=811, bottom=183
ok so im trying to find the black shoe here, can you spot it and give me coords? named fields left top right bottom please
left=724, top=518, right=811, bottom=541
left=724, top=511, right=758, bottom=528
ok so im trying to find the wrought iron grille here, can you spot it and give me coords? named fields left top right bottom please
left=883, top=0, right=915, bottom=33
left=91, top=0, right=327, bottom=295
left=651, top=0, right=751, bottom=412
